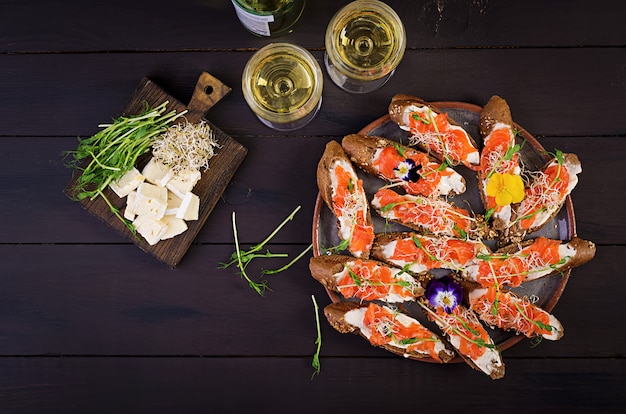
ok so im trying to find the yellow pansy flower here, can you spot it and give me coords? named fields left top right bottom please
left=486, top=172, right=525, bottom=206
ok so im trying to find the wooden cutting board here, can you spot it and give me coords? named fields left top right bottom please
left=64, top=72, right=247, bottom=267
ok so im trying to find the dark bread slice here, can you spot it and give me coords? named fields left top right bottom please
left=479, top=95, right=514, bottom=138
left=309, top=254, right=353, bottom=293
left=316, top=140, right=347, bottom=211
left=323, top=301, right=456, bottom=362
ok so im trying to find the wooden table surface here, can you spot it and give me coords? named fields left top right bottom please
left=1, top=1, right=625, bottom=412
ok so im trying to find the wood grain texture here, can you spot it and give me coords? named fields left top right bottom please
left=0, top=0, right=624, bottom=410
left=2, top=0, right=626, bottom=52
left=0, top=244, right=616, bottom=356
left=0, top=357, right=624, bottom=414
left=1, top=49, right=625, bottom=137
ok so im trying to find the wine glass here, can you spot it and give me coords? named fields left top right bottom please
left=242, top=43, right=323, bottom=131
left=324, top=0, right=406, bottom=94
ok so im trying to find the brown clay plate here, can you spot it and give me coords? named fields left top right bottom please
left=312, top=101, right=576, bottom=361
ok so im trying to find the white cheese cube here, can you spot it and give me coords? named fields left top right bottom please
left=134, top=182, right=168, bottom=220
left=166, top=169, right=201, bottom=199
left=123, top=190, right=138, bottom=221
left=165, top=191, right=183, bottom=216
left=133, top=215, right=168, bottom=245
left=142, top=157, right=173, bottom=187
left=109, top=167, right=144, bottom=198
left=176, top=192, right=199, bottom=221
left=160, top=215, right=188, bottom=240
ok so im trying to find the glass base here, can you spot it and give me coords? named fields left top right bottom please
left=324, top=52, right=394, bottom=94
left=255, top=97, right=322, bottom=131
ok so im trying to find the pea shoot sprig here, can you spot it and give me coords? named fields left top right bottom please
left=311, top=294, right=322, bottom=379
left=63, top=101, right=186, bottom=232
left=220, top=205, right=312, bottom=296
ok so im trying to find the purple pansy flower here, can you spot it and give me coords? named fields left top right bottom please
left=425, top=276, right=463, bottom=314
left=393, top=158, right=421, bottom=182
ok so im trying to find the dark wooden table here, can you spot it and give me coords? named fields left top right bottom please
left=1, top=1, right=624, bottom=412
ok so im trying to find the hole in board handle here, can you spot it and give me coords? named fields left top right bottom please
left=204, top=85, right=214, bottom=95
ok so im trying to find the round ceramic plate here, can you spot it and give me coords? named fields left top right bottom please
left=312, top=101, right=576, bottom=360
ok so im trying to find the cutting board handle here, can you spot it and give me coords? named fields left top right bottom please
left=186, top=72, right=232, bottom=121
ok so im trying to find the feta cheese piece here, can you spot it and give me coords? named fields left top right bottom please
left=109, top=167, right=144, bottom=198
left=166, top=169, right=201, bottom=199
left=133, top=215, right=168, bottom=245
left=134, top=182, right=168, bottom=220
left=124, top=190, right=138, bottom=221
left=160, top=215, right=188, bottom=240
left=142, top=157, right=173, bottom=187
left=165, top=191, right=182, bottom=216
left=176, top=192, right=199, bottom=221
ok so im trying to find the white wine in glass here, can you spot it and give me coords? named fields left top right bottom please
left=325, top=0, right=406, bottom=93
left=242, top=43, right=323, bottom=131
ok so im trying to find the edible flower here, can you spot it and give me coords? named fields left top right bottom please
left=394, top=159, right=421, bottom=182
left=486, top=172, right=525, bottom=207
left=425, top=276, right=463, bottom=314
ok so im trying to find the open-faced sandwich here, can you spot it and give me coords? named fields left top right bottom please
left=477, top=95, right=524, bottom=233
left=324, top=301, right=456, bottom=363
left=388, top=94, right=480, bottom=169
left=341, top=134, right=466, bottom=197
left=417, top=275, right=505, bottom=379
left=506, top=151, right=582, bottom=240
left=371, top=187, right=489, bottom=240
left=309, top=254, right=426, bottom=303
left=463, top=236, right=596, bottom=288
left=317, top=140, right=375, bottom=258
left=371, top=231, right=492, bottom=275
left=466, top=283, right=564, bottom=341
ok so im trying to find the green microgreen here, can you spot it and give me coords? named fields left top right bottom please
left=342, top=265, right=416, bottom=293
left=393, top=141, right=407, bottom=158
left=261, top=244, right=313, bottom=275
left=321, top=238, right=350, bottom=255
left=484, top=207, right=496, bottom=222
left=63, top=101, right=186, bottom=232
left=485, top=140, right=524, bottom=179
left=399, top=337, right=437, bottom=345
left=220, top=206, right=310, bottom=295
left=547, top=148, right=565, bottom=187
left=514, top=303, right=554, bottom=334
left=453, top=223, right=468, bottom=240
left=226, top=211, right=270, bottom=296
left=379, top=199, right=413, bottom=213
left=311, top=294, right=322, bottom=379
left=411, top=235, right=438, bottom=262
left=411, top=113, right=431, bottom=125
